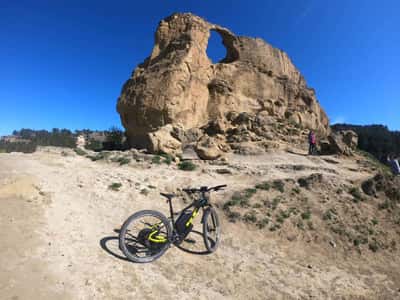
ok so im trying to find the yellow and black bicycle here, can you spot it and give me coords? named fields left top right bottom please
left=119, top=184, right=226, bottom=263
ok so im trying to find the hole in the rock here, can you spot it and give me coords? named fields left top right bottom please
left=206, top=30, right=227, bottom=64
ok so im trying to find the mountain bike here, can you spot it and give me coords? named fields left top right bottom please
left=119, top=184, right=226, bottom=263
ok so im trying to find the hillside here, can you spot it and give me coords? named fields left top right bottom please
left=1, top=147, right=399, bottom=299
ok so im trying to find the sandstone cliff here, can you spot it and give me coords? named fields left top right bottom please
left=117, top=13, right=330, bottom=155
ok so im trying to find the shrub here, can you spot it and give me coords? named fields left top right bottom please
left=178, top=161, right=197, bottom=171
left=85, top=139, right=103, bottom=151
left=104, top=126, right=125, bottom=150
left=323, top=208, right=336, bottom=221
left=224, top=192, right=249, bottom=208
left=140, top=188, right=149, bottom=196
left=87, top=153, right=106, bottom=161
left=280, top=209, right=291, bottom=219
left=369, top=241, right=379, bottom=252
left=74, top=148, right=87, bottom=156
left=349, top=187, right=363, bottom=202
left=272, top=197, right=281, bottom=210
left=255, top=182, right=270, bottom=190
left=272, top=180, right=285, bottom=193
left=256, top=218, right=269, bottom=229
left=118, top=157, right=131, bottom=165
left=244, top=188, right=257, bottom=198
left=269, top=224, right=281, bottom=232
left=301, top=211, right=311, bottom=220
left=109, top=182, right=122, bottom=191
left=331, top=225, right=345, bottom=235
left=292, top=187, right=301, bottom=194
left=152, top=155, right=162, bottom=164
left=227, top=211, right=241, bottom=223
left=243, top=211, right=257, bottom=223
left=160, top=153, right=173, bottom=165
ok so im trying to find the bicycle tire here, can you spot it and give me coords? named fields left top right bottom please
left=202, top=207, right=220, bottom=253
left=119, top=210, right=172, bottom=263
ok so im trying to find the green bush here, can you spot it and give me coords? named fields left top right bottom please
left=74, top=148, right=87, bottom=156
left=255, top=182, right=270, bottom=190
left=109, top=182, right=122, bottom=191
left=271, top=197, right=281, bottom=210
left=85, top=139, right=103, bottom=151
left=301, top=211, right=311, bottom=220
left=272, top=180, right=285, bottom=193
left=160, top=153, right=173, bottom=165
left=349, top=187, right=363, bottom=202
left=117, top=157, right=131, bottom=165
left=292, top=187, right=301, bottom=194
left=152, top=155, right=162, bottom=164
left=178, top=161, right=197, bottom=171
left=227, top=211, right=241, bottom=223
left=223, top=192, right=249, bottom=209
left=87, top=152, right=108, bottom=161
left=256, top=218, right=269, bottom=229
left=243, top=211, right=257, bottom=223
left=323, top=208, right=338, bottom=221
left=244, top=188, right=257, bottom=198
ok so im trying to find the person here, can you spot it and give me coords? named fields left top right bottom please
left=308, top=130, right=317, bottom=155
left=387, top=154, right=400, bottom=175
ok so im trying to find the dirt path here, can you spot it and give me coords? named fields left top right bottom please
left=0, top=149, right=399, bottom=299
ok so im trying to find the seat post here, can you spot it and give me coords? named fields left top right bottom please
left=168, top=198, right=175, bottom=224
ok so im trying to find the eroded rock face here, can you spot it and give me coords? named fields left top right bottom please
left=117, top=13, right=330, bottom=153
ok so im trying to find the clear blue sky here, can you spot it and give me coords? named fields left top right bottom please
left=1, top=0, right=399, bottom=136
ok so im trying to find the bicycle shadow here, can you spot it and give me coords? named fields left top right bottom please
left=174, top=230, right=210, bottom=256
left=100, top=229, right=211, bottom=262
left=99, top=231, right=130, bottom=262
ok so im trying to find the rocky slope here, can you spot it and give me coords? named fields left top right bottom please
left=117, top=13, right=330, bottom=156
left=1, top=147, right=399, bottom=299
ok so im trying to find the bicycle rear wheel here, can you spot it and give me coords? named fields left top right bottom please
left=202, top=207, right=220, bottom=253
left=119, top=210, right=172, bottom=263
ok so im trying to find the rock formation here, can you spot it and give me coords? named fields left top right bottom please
left=320, top=130, right=358, bottom=156
left=117, top=13, right=330, bottom=156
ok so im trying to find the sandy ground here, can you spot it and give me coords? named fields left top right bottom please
left=0, top=148, right=399, bottom=299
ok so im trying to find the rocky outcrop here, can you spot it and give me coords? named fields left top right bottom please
left=195, top=135, right=222, bottom=160
left=320, top=130, right=358, bottom=156
left=147, top=125, right=182, bottom=156
left=342, top=130, right=358, bottom=149
left=117, top=13, right=330, bottom=156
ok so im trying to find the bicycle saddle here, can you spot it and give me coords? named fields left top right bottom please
left=160, top=193, right=176, bottom=200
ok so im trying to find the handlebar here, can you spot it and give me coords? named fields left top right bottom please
left=182, top=184, right=227, bottom=194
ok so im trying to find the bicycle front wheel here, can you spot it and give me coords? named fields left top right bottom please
left=119, top=210, right=172, bottom=263
left=202, top=207, right=220, bottom=253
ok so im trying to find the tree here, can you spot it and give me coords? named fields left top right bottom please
left=103, top=126, right=125, bottom=150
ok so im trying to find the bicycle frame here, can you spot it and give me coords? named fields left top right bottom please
left=148, top=192, right=210, bottom=244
